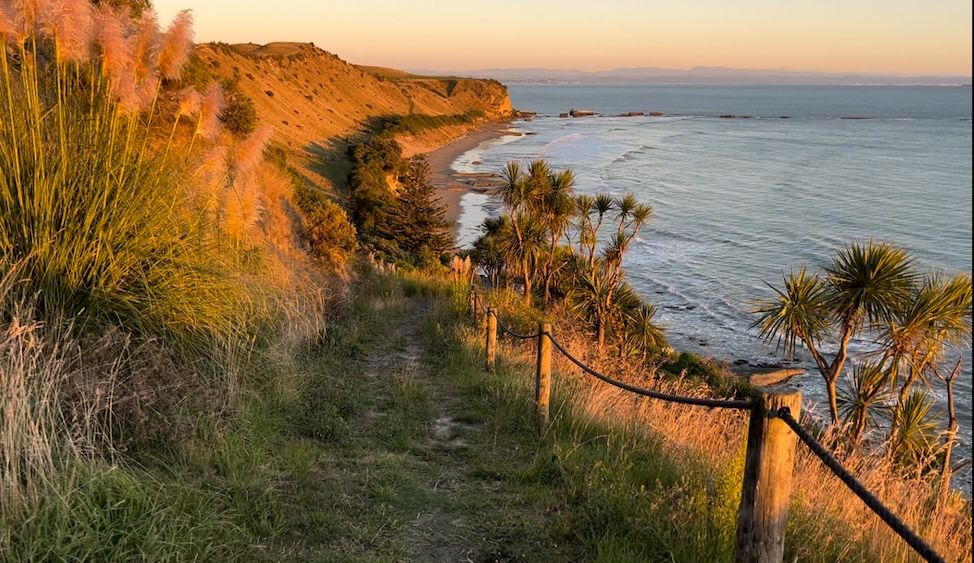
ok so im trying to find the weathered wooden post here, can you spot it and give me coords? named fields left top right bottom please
left=735, top=390, right=802, bottom=563
left=473, top=292, right=482, bottom=326
left=535, top=322, right=552, bottom=426
left=485, top=307, right=497, bottom=372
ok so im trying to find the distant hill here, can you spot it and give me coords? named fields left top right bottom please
left=196, top=43, right=511, bottom=152
left=194, top=42, right=512, bottom=191
left=408, top=66, right=972, bottom=86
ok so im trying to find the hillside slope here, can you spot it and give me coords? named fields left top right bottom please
left=194, top=42, right=512, bottom=189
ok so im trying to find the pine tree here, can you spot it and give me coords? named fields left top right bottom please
left=378, top=157, right=454, bottom=256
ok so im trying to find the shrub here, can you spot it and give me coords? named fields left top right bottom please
left=220, top=78, right=259, bottom=137
left=346, top=138, right=404, bottom=234
left=300, top=192, right=358, bottom=271
left=371, top=111, right=484, bottom=138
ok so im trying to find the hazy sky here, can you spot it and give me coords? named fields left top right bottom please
left=153, top=0, right=972, bottom=75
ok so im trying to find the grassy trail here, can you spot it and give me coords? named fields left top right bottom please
left=275, top=280, right=561, bottom=561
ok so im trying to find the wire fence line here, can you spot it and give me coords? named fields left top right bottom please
left=478, top=300, right=946, bottom=563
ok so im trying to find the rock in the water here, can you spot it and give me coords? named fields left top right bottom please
left=746, top=368, right=805, bottom=387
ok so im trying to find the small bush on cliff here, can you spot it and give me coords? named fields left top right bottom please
left=371, top=111, right=484, bottom=138
left=297, top=186, right=358, bottom=272
left=346, top=138, right=404, bottom=235
left=220, top=78, right=259, bottom=137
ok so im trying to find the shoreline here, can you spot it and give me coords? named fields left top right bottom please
left=424, top=120, right=513, bottom=231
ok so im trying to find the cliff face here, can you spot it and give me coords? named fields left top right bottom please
left=194, top=42, right=511, bottom=157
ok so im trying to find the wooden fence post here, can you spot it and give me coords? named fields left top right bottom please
left=535, top=322, right=552, bottom=426
left=485, top=307, right=497, bottom=372
left=735, top=390, right=802, bottom=563
left=473, top=292, right=482, bottom=326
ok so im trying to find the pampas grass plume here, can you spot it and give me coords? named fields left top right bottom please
left=0, top=4, right=16, bottom=40
left=232, top=125, right=272, bottom=177
left=94, top=6, right=133, bottom=85
left=19, top=0, right=50, bottom=31
left=197, top=82, right=224, bottom=141
left=1, top=1, right=28, bottom=42
left=132, top=8, right=159, bottom=78
left=39, top=0, right=93, bottom=62
left=177, top=87, right=201, bottom=118
left=157, top=9, right=192, bottom=80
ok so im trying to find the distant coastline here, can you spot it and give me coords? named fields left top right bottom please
left=408, top=66, right=972, bottom=87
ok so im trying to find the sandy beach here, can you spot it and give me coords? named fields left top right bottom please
left=424, top=121, right=513, bottom=229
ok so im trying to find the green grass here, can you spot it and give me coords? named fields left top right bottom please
left=7, top=268, right=943, bottom=561
left=372, top=111, right=484, bottom=138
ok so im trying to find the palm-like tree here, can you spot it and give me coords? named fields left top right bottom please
left=498, top=162, right=535, bottom=304
left=755, top=241, right=916, bottom=423
left=881, top=272, right=971, bottom=434
left=539, top=169, right=576, bottom=306
left=574, top=194, right=614, bottom=268
left=497, top=160, right=578, bottom=306
left=889, top=391, right=940, bottom=469
left=473, top=215, right=511, bottom=288
left=496, top=211, right=547, bottom=300
left=837, top=361, right=891, bottom=443
left=754, top=266, right=832, bottom=361
left=566, top=258, right=613, bottom=348
left=625, top=302, right=668, bottom=364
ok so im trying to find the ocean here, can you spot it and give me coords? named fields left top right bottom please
left=451, top=85, right=973, bottom=483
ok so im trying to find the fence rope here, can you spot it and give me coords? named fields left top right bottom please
left=495, top=318, right=540, bottom=341
left=545, top=331, right=752, bottom=410
left=777, top=408, right=945, bottom=563
left=484, top=307, right=946, bottom=561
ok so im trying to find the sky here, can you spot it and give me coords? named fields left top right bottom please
left=153, top=0, right=972, bottom=76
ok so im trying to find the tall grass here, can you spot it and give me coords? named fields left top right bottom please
left=453, top=280, right=972, bottom=561
left=1, top=3, right=250, bottom=346
left=0, top=6, right=332, bottom=559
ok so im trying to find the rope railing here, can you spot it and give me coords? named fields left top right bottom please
left=496, top=318, right=539, bottom=341
left=778, top=408, right=945, bottom=563
left=470, top=292, right=946, bottom=563
left=546, top=331, right=752, bottom=410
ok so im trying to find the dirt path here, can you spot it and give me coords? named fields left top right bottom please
left=344, top=297, right=502, bottom=562
left=278, top=288, right=558, bottom=562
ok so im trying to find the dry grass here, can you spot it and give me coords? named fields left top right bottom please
left=467, top=286, right=972, bottom=562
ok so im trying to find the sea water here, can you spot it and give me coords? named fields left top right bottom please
left=452, top=85, right=973, bottom=485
